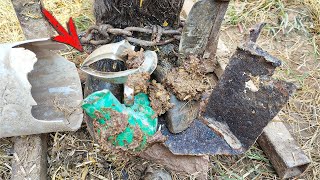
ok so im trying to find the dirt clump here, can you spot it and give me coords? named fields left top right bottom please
left=93, top=109, right=128, bottom=148
left=125, top=72, right=150, bottom=94
left=165, top=56, right=211, bottom=101
left=127, top=126, right=144, bottom=150
left=122, top=48, right=145, bottom=69
left=148, top=80, right=173, bottom=116
left=93, top=108, right=146, bottom=159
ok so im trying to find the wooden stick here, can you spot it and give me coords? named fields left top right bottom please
left=11, top=0, right=55, bottom=179
left=257, top=118, right=310, bottom=179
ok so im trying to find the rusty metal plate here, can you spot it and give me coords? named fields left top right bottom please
left=202, top=46, right=296, bottom=151
left=162, top=24, right=296, bottom=155
left=161, top=119, right=242, bottom=155
left=179, top=0, right=229, bottom=60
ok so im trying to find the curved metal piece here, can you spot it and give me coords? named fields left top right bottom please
left=124, top=85, right=135, bottom=106
left=80, top=40, right=158, bottom=84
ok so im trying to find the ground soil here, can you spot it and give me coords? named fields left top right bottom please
left=125, top=72, right=150, bottom=95
left=121, top=48, right=145, bottom=69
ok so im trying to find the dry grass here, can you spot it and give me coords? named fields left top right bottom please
left=0, top=0, right=24, bottom=42
left=42, top=0, right=94, bottom=32
left=47, top=128, right=169, bottom=179
left=304, top=0, right=320, bottom=34
left=0, top=0, right=319, bottom=179
left=0, top=139, right=13, bottom=180
left=47, top=129, right=126, bottom=179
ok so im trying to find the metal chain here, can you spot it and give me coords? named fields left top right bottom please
left=80, top=24, right=182, bottom=47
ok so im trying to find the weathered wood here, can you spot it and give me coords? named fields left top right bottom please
left=257, top=119, right=311, bottom=179
left=11, top=0, right=55, bottom=179
left=11, top=135, right=48, bottom=180
left=203, top=0, right=229, bottom=61
left=11, top=0, right=55, bottom=39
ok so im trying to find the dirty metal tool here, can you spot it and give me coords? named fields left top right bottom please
left=0, top=39, right=83, bottom=138
left=179, top=0, right=230, bottom=61
left=164, top=0, right=230, bottom=134
left=162, top=23, right=296, bottom=155
left=81, top=40, right=158, bottom=140
left=81, top=40, right=157, bottom=84
left=208, top=37, right=310, bottom=178
left=80, top=40, right=157, bottom=106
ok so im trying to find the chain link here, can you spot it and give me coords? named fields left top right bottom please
left=80, top=24, right=182, bottom=47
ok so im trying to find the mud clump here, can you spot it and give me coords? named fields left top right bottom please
left=148, top=80, right=173, bottom=116
left=126, top=72, right=150, bottom=94
left=127, top=125, right=144, bottom=150
left=122, top=48, right=145, bottom=69
left=93, top=108, right=129, bottom=151
left=165, top=56, right=211, bottom=101
left=93, top=109, right=148, bottom=158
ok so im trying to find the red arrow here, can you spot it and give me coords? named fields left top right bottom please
left=41, top=7, right=83, bottom=52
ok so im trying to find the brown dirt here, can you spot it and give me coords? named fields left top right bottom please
left=146, top=131, right=167, bottom=145
left=148, top=80, right=173, bottom=117
left=199, top=89, right=212, bottom=114
left=165, top=55, right=211, bottom=101
left=93, top=109, right=129, bottom=152
left=95, top=108, right=128, bottom=139
left=125, top=72, right=150, bottom=94
left=121, top=48, right=145, bottom=69
left=127, top=126, right=144, bottom=150
left=91, top=108, right=146, bottom=160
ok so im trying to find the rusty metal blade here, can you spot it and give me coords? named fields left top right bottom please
left=179, top=0, right=229, bottom=60
left=163, top=24, right=296, bottom=155
left=161, top=119, right=242, bottom=155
